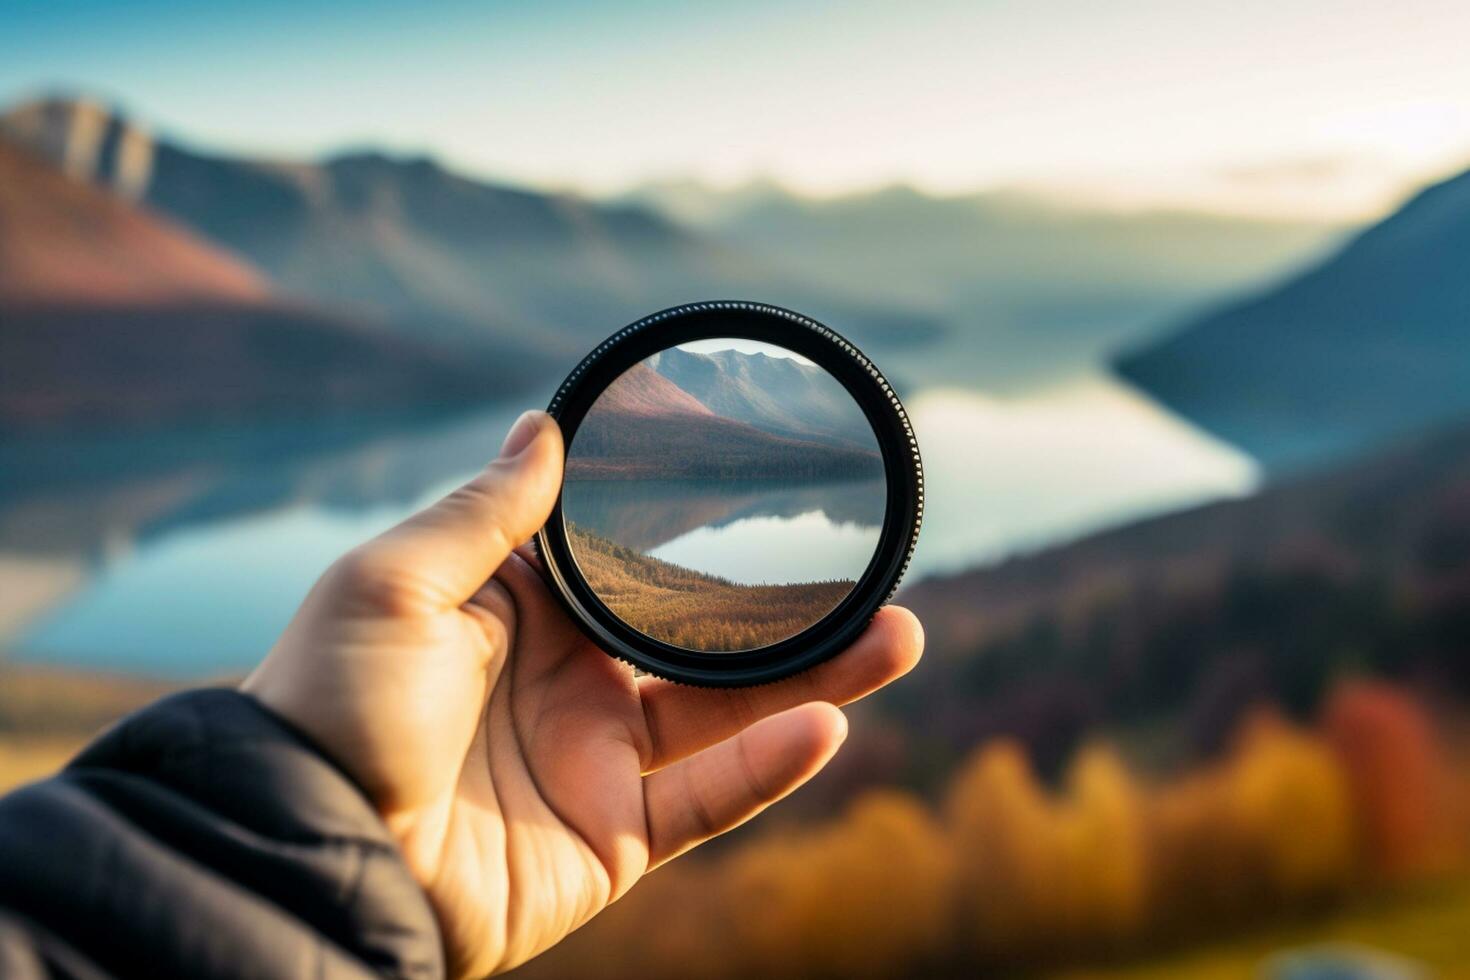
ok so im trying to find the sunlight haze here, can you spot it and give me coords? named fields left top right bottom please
left=5, top=0, right=1469, bottom=219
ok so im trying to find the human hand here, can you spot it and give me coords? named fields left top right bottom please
left=242, top=411, right=924, bottom=977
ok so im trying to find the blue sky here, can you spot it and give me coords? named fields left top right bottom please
left=5, top=0, right=1470, bottom=217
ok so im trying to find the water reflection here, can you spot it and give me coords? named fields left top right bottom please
left=2, top=403, right=528, bottom=673
left=568, top=477, right=885, bottom=585
left=562, top=477, right=886, bottom=554
left=0, top=372, right=1259, bottom=677
left=560, top=478, right=884, bottom=653
left=651, top=509, right=882, bottom=586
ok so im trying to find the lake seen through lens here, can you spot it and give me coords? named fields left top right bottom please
left=566, top=477, right=885, bottom=586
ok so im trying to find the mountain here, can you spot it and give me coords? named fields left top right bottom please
left=626, top=180, right=1345, bottom=389
left=1116, top=166, right=1470, bottom=473
left=0, top=140, right=266, bottom=307
left=585, top=362, right=715, bottom=418
left=632, top=180, right=1342, bottom=305
left=0, top=97, right=940, bottom=359
left=0, top=138, right=501, bottom=434
left=647, top=346, right=873, bottom=447
left=566, top=363, right=882, bottom=480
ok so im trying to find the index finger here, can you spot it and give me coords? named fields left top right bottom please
left=635, top=605, right=923, bottom=772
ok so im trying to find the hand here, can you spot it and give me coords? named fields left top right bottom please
left=242, top=411, right=924, bottom=977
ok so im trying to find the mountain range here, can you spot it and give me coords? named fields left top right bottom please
left=0, top=139, right=494, bottom=434
left=566, top=360, right=882, bottom=480
left=626, top=179, right=1345, bottom=389
left=1117, top=165, right=1470, bottom=473
left=647, top=346, right=873, bottom=447
left=0, top=97, right=941, bottom=365
left=11, top=91, right=1458, bottom=470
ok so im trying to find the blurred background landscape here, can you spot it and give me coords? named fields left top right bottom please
left=4, top=0, right=1470, bottom=975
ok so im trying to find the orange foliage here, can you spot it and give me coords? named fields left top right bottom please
left=519, top=681, right=1466, bottom=979
left=1225, top=709, right=1357, bottom=902
left=1323, top=678, right=1453, bottom=879
left=725, top=791, right=953, bottom=979
left=1060, top=746, right=1150, bottom=938
left=947, top=740, right=1063, bottom=953
left=948, top=742, right=1149, bottom=958
left=1148, top=766, right=1259, bottom=929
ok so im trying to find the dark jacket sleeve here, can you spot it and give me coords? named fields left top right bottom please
left=0, top=689, right=445, bottom=980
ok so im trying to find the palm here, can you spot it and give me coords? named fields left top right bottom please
left=424, top=567, right=654, bottom=977
left=243, top=413, right=922, bottom=977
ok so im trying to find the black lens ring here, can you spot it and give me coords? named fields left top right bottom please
left=532, top=300, right=924, bottom=687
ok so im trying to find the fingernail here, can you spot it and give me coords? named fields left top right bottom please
left=499, top=411, right=544, bottom=459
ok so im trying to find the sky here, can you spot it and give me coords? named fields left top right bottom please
left=5, top=0, right=1470, bottom=219
left=677, top=339, right=814, bottom=364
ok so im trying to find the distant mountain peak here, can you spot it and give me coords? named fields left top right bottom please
left=1116, top=160, right=1470, bottom=473
left=325, top=148, right=444, bottom=174
left=648, top=346, right=873, bottom=449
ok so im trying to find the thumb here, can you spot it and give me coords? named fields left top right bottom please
left=355, top=410, right=564, bottom=607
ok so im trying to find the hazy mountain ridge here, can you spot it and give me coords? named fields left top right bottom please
left=1116, top=165, right=1470, bottom=473
left=647, top=347, right=873, bottom=447
left=1, top=97, right=943, bottom=360
left=0, top=137, right=505, bottom=434
left=627, top=179, right=1346, bottom=389
left=0, top=140, right=266, bottom=307
left=568, top=358, right=881, bottom=480
left=630, top=179, right=1342, bottom=301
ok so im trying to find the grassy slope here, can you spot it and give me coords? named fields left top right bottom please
left=568, top=524, right=853, bottom=651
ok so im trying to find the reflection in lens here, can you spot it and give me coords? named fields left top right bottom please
left=563, top=338, right=885, bottom=652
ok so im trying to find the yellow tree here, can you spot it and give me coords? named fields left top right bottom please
left=726, top=789, right=953, bottom=978
left=947, top=739, right=1068, bottom=958
left=1227, top=709, right=1357, bottom=903
left=1054, top=744, right=1149, bottom=945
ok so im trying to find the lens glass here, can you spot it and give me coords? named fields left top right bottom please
left=562, top=338, right=886, bottom=652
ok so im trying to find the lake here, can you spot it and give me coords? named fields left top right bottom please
left=0, top=371, right=1257, bottom=677
left=563, top=476, right=887, bottom=586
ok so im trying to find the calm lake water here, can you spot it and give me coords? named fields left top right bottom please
left=0, top=372, right=1257, bottom=677
left=563, top=477, right=886, bottom=586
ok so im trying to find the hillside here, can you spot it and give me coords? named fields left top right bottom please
left=586, top=362, right=715, bottom=418
left=1117, top=166, right=1470, bottom=472
left=891, top=416, right=1470, bottom=781
left=648, top=347, right=873, bottom=447
left=0, top=140, right=266, bottom=306
left=0, top=97, right=940, bottom=357
left=567, top=524, right=852, bottom=651
left=568, top=365, right=883, bottom=480
left=0, top=139, right=504, bottom=434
